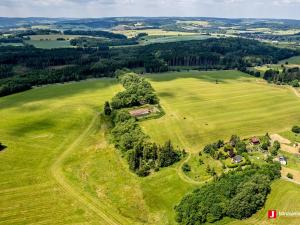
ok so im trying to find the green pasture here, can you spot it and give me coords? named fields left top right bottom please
left=25, top=40, right=72, bottom=49
left=142, top=70, right=300, bottom=152
left=1, top=70, right=300, bottom=225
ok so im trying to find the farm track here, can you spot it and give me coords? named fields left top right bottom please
left=50, top=114, right=126, bottom=225
left=291, top=87, right=300, bottom=97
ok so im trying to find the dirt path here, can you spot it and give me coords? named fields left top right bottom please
left=176, top=152, right=211, bottom=186
left=270, top=134, right=291, bottom=145
left=50, top=114, right=127, bottom=225
left=271, top=133, right=299, bottom=155
left=291, top=87, right=300, bottom=98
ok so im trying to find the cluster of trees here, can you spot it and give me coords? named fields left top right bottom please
left=107, top=72, right=182, bottom=176
left=202, top=135, right=247, bottom=160
left=111, top=73, right=159, bottom=109
left=64, top=30, right=127, bottom=39
left=0, top=38, right=297, bottom=96
left=175, top=163, right=281, bottom=224
left=292, top=125, right=300, bottom=134
left=263, top=67, right=300, bottom=86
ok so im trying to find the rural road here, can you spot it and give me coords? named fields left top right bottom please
left=50, top=114, right=127, bottom=225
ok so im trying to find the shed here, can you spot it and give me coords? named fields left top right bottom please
left=232, top=155, right=243, bottom=164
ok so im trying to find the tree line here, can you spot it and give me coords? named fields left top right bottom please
left=105, top=72, right=183, bottom=176
left=0, top=38, right=297, bottom=96
left=263, top=67, right=300, bottom=87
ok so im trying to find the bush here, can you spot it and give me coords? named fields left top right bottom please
left=287, top=173, right=294, bottom=179
left=182, top=163, right=191, bottom=173
left=292, top=125, right=300, bottom=134
left=291, top=79, right=300, bottom=87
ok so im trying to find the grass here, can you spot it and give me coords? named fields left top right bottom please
left=142, top=70, right=300, bottom=152
left=113, top=29, right=197, bottom=38
left=25, top=40, right=72, bottom=49
left=1, top=71, right=300, bottom=225
left=0, top=78, right=194, bottom=225
left=279, top=56, right=300, bottom=65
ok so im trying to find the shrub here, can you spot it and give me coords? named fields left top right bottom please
left=292, top=125, right=300, bottom=134
left=182, top=163, right=191, bottom=173
left=287, top=173, right=294, bottom=179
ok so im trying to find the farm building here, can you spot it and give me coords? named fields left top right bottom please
left=129, top=108, right=151, bottom=117
left=279, top=156, right=287, bottom=165
left=250, top=137, right=260, bottom=145
left=232, top=155, right=243, bottom=164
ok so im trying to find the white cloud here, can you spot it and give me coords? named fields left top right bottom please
left=0, top=0, right=299, bottom=19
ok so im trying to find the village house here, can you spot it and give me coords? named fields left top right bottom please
left=250, top=137, right=260, bottom=145
left=232, top=155, right=243, bottom=164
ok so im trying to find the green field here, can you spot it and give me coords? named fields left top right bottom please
left=1, top=71, right=300, bottom=224
left=279, top=56, right=300, bottom=65
left=25, top=40, right=72, bottom=49
left=142, top=70, right=300, bottom=152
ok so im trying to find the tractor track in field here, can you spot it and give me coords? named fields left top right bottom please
left=291, top=87, right=300, bottom=98
left=50, top=114, right=126, bottom=225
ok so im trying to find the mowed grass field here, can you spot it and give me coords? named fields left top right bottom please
left=0, top=78, right=194, bottom=225
left=1, top=71, right=300, bottom=225
left=142, top=70, right=300, bottom=152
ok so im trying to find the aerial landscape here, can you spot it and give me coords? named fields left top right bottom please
left=1, top=0, right=300, bottom=225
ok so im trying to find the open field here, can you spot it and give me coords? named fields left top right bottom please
left=279, top=56, right=300, bottom=65
left=0, top=78, right=195, bottom=225
left=113, top=29, right=198, bottom=38
left=142, top=70, right=300, bottom=152
left=25, top=40, right=72, bottom=49
left=1, top=71, right=300, bottom=224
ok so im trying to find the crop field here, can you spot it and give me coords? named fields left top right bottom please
left=1, top=71, right=300, bottom=225
left=142, top=70, right=300, bottom=152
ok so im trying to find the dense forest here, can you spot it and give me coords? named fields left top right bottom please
left=0, top=38, right=297, bottom=96
left=175, top=162, right=281, bottom=224
left=107, top=72, right=183, bottom=176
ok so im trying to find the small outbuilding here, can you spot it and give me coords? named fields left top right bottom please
left=232, top=155, right=243, bottom=164
left=250, top=137, right=260, bottom=145
left=279, top=156, right=287, bottom=165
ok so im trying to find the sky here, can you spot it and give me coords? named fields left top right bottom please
left=0, top=0, right=300, bottom=19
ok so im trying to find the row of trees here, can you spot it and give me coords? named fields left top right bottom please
left=107, top=72, right=182, bottom=176
left=175, top=163, right=281, bottom=224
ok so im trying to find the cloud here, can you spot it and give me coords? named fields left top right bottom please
left=0, top=0, right=299, bottom=19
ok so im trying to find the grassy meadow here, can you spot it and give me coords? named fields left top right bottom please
left=142, top=70, right=300, bottom=152
left=1, top=70, right=300, bottom=224
left=113, top=29, right=197, bottom=38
